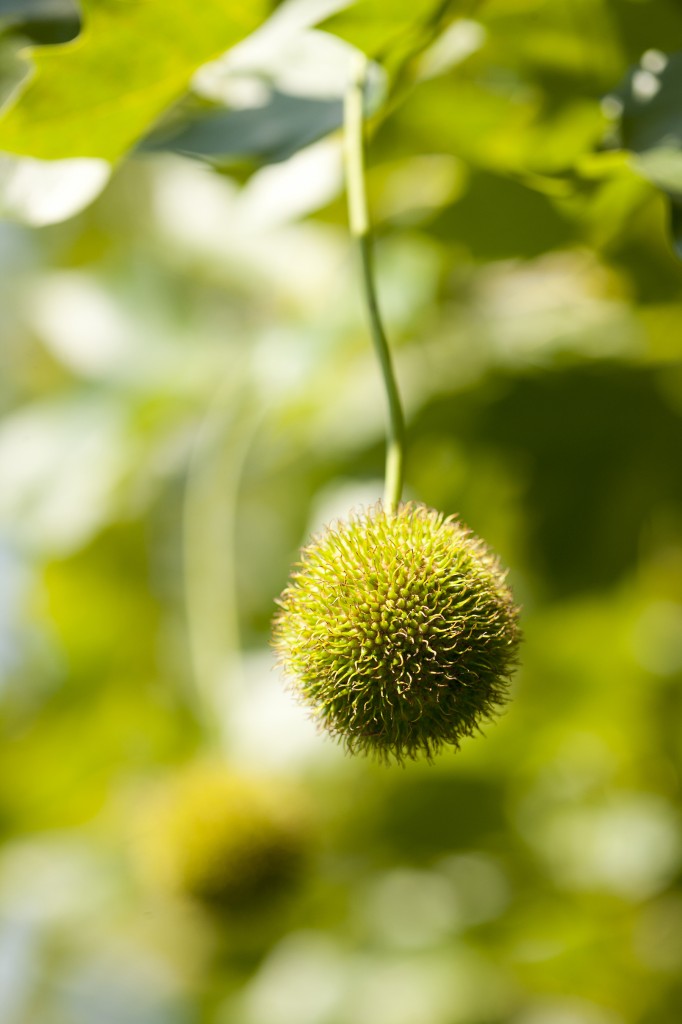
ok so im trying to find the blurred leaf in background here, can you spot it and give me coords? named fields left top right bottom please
left=1, top=1, right=682, bottom=1023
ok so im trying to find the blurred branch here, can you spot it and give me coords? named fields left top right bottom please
left=183, top=373, right=259, bottom=749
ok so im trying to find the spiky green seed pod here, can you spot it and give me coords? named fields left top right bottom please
left=273, top=503, right=521, bottom=762
left=135, top=765, right=310, bottom=913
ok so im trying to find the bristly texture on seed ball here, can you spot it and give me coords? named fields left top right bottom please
left=273, top=502, right=521, bottom=763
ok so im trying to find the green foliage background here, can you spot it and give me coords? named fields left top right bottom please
left=1, top=1, right=682, bottom=1022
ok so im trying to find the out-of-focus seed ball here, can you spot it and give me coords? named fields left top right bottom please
left=136, top=765, right=311, bottom=913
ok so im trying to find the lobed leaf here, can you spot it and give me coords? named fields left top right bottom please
left=0, top=0, right=269, bottom=161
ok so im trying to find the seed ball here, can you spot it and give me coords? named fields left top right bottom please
left=273, top=503, right=521, bottom=762
left=135, top=765, right=310, bottom=913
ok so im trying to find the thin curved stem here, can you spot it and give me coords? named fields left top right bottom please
left=344, top=54, right=406, bottom=514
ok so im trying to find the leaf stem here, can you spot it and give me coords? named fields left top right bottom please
left=344, top=54, right=406, bottom=514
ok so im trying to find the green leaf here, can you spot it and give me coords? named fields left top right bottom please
left=0, top=0, right=269, bottom=162
left=140, top=89, right=343, bottom=166
left=631, top=147, right=682, bottom=195
left=0, top=38, right=31, bottom=113
left=322, top=0, right=454, bottom=59
left=0, top=0, right=81, bottom=45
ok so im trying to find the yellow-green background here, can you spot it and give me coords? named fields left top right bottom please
left=1, top=1, right=682, bottom=1021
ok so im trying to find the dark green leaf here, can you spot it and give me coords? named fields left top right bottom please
left=668, top=198, right=682, bottom=260
left=140, top=89, right=343, bottom=165
left=0, top=0, right=81, bottom=45
left=609, top=50, right=682, bottom=256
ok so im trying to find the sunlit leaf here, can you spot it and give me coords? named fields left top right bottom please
left=323, top=0, right=455, bottom=58
left=0, top=0, right=268, bottom=161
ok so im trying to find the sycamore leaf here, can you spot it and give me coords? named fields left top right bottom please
left=0, top=0, right=268, bottom=162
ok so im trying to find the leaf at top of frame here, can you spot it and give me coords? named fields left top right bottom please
left=0, top=0, right=269, bottom=162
